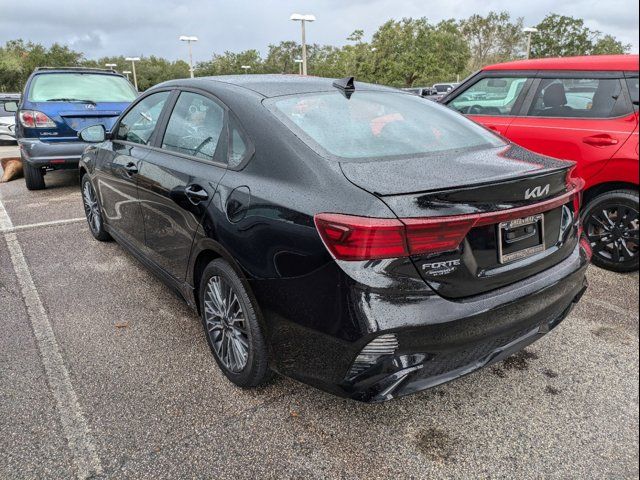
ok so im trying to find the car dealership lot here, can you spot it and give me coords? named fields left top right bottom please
left=1, top=151, right=638, bottom=478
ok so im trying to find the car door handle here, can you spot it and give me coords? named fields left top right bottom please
left=583, top=134, right=619, bottom=147
left=184, top=184, right=209, bottom=204
left=124, top=162, right=138, bottom=175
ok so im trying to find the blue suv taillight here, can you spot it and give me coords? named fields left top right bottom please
left=18, top=110, right=56, bottom=128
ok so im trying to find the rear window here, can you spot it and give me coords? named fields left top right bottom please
left=269, top=91, right=504, bottom=160
left=28, top=73, right=137, bottom=103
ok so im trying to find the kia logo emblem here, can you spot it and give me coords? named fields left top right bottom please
left=525, top=184, right=550, bottom=200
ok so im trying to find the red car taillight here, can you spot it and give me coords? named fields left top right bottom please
left=315, top=179, right=586, bottom=262
left=314, top=214, right=407, bottom=260
left=577, top=225, right=593, bottom=262
left=566, top=167, right=584, bottom=218
left=18, top=110, right=56, bottom=128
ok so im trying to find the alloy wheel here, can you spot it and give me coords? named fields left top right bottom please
left=586, top=203, right=639, bottom=265
left=82, top=181, right=102, bottom=235
left=204, top=275, right=249, bottom=373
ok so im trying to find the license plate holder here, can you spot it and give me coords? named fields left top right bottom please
left=498, top=214, right=545, bottom=264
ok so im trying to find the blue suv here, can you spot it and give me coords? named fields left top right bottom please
left=15, top=67, right=137, bottom=189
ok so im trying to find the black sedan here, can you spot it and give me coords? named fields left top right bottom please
left=78, top=75, right=590, bottom=402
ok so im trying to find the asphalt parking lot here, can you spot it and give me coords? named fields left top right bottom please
left=1, top=143, right=638, bottom=479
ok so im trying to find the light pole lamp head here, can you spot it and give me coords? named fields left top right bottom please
left=523, top=27, right=538, bottom=34
left=290, top=13, right=316, bottom=22
left=179, top=35, right=199, bottom=42
left=125, top=57, right=140, bottom=62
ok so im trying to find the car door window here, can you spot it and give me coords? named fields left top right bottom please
left=528, top=78, right=630, bottom=118
left=115, top=91, right=170, bottom=144
left=161, top=92, right=225, bottom=161
left=449, top=77, right=528, bottom=116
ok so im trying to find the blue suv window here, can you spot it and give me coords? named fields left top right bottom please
left=28, top=73, right=137, bottom=103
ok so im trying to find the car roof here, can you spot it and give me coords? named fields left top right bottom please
left=161, top=74, right=399, bottom=98
left=483, top=54, right=639, bottom=72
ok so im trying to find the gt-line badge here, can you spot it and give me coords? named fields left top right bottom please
left=422, top=259, right=461, bottom=276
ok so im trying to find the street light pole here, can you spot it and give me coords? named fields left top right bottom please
left=179, top=35, right=199, bottom=78
left=290, top=13, right=315, bottom=75
left=241, top=65, right=251, bottom=74
left=125, top=57, right=140, bottom=91
left=122, top=70, right=132, bottom=81
left=294, top=58, right=303, bottom=75
left=523, top=27, right=538, bottom=59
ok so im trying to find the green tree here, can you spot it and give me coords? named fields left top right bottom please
left=592, top=34, right=629, bottom=55
left=196, top=49, right=263, bottom=76
left=369, top=18, right=469, bottom=87
left=461, top=11, right=525, bottom=70
left=531, top=14, right=630, bottom=58
left=0, top=39, right=84, bottom=91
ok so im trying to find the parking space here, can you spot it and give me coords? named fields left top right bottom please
left=1, top=161, right=638, bottom=478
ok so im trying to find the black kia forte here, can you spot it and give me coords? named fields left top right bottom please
left=78, top=75, right=591, bottom=402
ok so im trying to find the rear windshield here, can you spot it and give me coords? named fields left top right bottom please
left=28, top=73, right=137, bottom=103
left=269, top=90, right=504, bottom=160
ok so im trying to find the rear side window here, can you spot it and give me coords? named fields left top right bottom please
left=161, top=92, right=225, bottom=161
left=115, top=91, right=170, bottom=145
left=528, top=78, right=630, bottom=118
left=449, top=77, right=528, bottom=116
left=228, top=117, right=249, bottom=168
left=28, top=73, right=137, bottom=103
left=0, top=101, right=14, bottom=117
left=269, top=91, right=504, bottom=160
left=626, top=76, right=639, bottom=110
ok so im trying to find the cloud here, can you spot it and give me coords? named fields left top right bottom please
left=0, top=0, right=637, bottom=62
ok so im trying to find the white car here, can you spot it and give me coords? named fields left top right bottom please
left=0, top=94, right=20, bottom=143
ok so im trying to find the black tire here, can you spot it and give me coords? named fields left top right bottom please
left=199, top=258, right=270, bottom=388
left=23, top=160, right=45, bottom=190
left=581, top=189, right=639, bottom=273
left=81, top=174, right=111, bottom=241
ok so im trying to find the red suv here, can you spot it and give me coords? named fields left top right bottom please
left=443, top=55, right=639, bottom=272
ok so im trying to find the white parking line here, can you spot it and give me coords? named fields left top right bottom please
left=0, top=216, right=86, bottom=234
left=0, top=197, right=102, bottom=479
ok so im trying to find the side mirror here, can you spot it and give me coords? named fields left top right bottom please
left=3, top=101, right=18, bottom=113
left=79, top=124, right=107, bottom=143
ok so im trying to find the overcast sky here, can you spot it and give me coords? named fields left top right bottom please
left=1, top=0, right=638, bottom=63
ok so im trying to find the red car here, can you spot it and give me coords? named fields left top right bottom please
left=443, top=55, right=639, bottom=272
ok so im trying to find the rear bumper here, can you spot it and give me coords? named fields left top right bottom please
left=254, top=243, right=589, bottom=402
left=18, top=138, right=89, bottom=168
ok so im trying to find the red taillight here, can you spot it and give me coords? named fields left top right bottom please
left=315, top=179, right=586, bottom=262
left=314, top=214, right=407, bottom=260
left=19, top=110, right=35, bottom=128
left=18, top=110, right=56, bottom=128
left=566, top=167, right=584, bottom=218
left=403, top=217, right=477, bottom=255
left=577, top=225, right=593, bottom=261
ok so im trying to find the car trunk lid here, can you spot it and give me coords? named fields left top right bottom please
left=339, top=144, right=582, bottom=298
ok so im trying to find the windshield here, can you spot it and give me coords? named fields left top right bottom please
left=269, top=90, right=504, bottom=160
left=28, top=73, right=137, bottom=103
